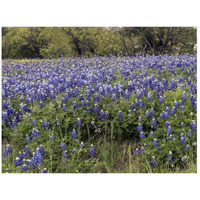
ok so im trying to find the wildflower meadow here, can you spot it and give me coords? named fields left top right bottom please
left=2, top=54, right=197, bottom=173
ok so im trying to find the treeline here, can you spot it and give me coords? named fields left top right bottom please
left=2, top=27, right=197, bottom=58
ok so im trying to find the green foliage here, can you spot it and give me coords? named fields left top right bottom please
left=2, top=27, right=197, bottom=59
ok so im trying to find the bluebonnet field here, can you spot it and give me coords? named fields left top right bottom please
left=2, top=54, right=197, bottom=173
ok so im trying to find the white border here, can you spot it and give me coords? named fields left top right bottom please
left=0, top=0, right=200, bottom=200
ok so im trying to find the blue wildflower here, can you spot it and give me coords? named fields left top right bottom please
left=32, top=119, right=36, bottom=127
left=89, top=144, right=96, bottom=157
left=167, top=126, right=173, bottom=134
left=60, top=142, right=66, bottom=150
left=169, top=151, right=173, bottom=163
left=137, top=123, right=143, bottom=132
left=14, top=157, right=22, bottom=167
left=25, top=146, right=31, bottom=157
left=165, top=121, right=170, bottom=127
left=134, top=148, right=140, bottom=155
left=77, top=118, right=82, bottom=128
left=42, top=168, right=48, bottom=173
left=151, top=156, right=157, bottom=166
left=71, top=129, right=77, bottom=140
left=153, top=138, right=159, bottom=148
left=186, top=145, right=190, bottom=149
left=180, top=133, right=186, bottom=144
left=118, top=111, right=123, bottom=120
left=187, top=130, right=193, bottom=136
left=26, top=135, right=31, bottom=143
left=152, top=118, right=157, bottom=127
left=21, top=164, right=29, bottom=172
left=140, top=131, right=146, bottom=139
left=63, top=150, right=69, bottom=159
left=4, top=144, right=12, bottom=158
left=150, top=132, right=154, bottom=137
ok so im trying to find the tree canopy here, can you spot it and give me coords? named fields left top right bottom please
left=2, top=27, right=196, bottom=59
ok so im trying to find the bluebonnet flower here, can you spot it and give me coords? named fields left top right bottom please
left=169, top=151, right=173, bottom=163
left=24, top=146, right=31, bottom=157
left=165, top=102, right=169, bottom=107
left=63, top=150, right=69, bottom=159
left=171, top=107, right=176, bottom=115
left=100, top=110, right=105, bottom=120
left=89, top=144, right=96, bottom=157
left=139, top=99, right=144, bottom=108
left=71, top=129, right=77, bottom=140
left=152, top=118, right=157, bottom=127
left=130, top=103, right=135, bottom=110
left=49, top=134, right=55, bottom=140
left=165, top=121, right=170, bottom=127
left=109, top=103, right=113, bottom=107
left=182, top=91, right=187, bottom=102
left=21, top=164, right=29, bottom=172
left=39, top=145, right=45, bottom=156
left=39, top=102, right=45, bottom=109
left=94, top=103, right=99, bottom=114
left=93, top=93, right=99, bottom=102
left=14, top=157, right=22, bottom=167
left=186, top=145, right=190, bottom=149
left=167, top=126, right=173, bottom=134
left=60, top=142, right=66, bottom=150
left=80, top=100, right=85, bottom=107
left=32, top=149, right=43, bottom=168
left=4, top=144, right=12, bottom=158
left=138, top=116, right=142, bottom=122
left=141, top=146, right=145, bottom=151
left=187, top=130, right=193, bottom=136
left=179, top=100, right=182, bottom=106
left=43, top=120, right=49, bottom=129
left=42, top=168, right=48, bottom=173
left=32, top=119, right=36, bottom=127
left=134, top=148, right=140, bottom=155
left=164, top=111, right=169, bottom=119
left=118, top=111, right=123, bottom=120
left=150, top=132, right=154, bottom=137
left=180, top=122, right=184, bottom=127
left=168, top=134, right=173, bottom=140
left=72, top=101, right=78, bottom=111
left=31, top=128, right=41, bottom=138
left=25, top=159, right=32, bottom=166
left=174, top=100, right=179, bottom=108
left=148, top=92, right=153, bottom=101
left=17, top=151, right=24, bottom=161
left=25, top=134, right=31, bottom=143
left=180, top=133, right=186, bottom=144
left=104, top=111, right=109, bottom=119
left=190, top=120, right=197, bottom=130
left=145, top=110, right=150, bottom=117
left=77, top=118, right=82, bottom=128
left=80, top=142, right=84, bottom=147
left=151, top=156, right=157, bottom=166
left=112, top=93, right=117, bottom=101
left=62, top=104, right=67, bottom=112
left=153, top=138, right=159, bottom=148
left=140, top=131, right=146, bottom=139
left=124, top=90, right=130, bottom=99
left=137, top=123, right=143, bottom=132
left=150, top=107, right=155, bottom=116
